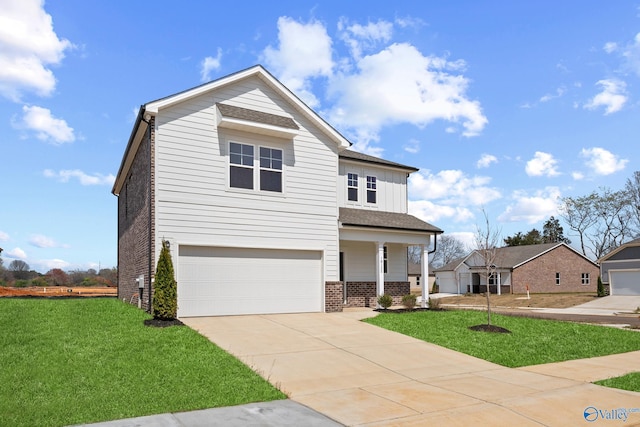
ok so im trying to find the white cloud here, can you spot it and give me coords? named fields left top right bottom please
left=580, top=147, right=628, bottom=175
left=35, top=258, right=70, bottom=271
left=338, top=18, right=393, bottom=59
left=403, top=138, right=420, bottom=154
left=0, top=231, right=9, bottom=241
left=43, top=169, right=116, bottom=186
left=5, top=247, right=27, bottom=260
left=262, top=16, right=334, bottom=107
left=16, top=105, right=75, bottom=144
left=409, top=199, right=474, bottom=224
left=200, top=48, right=222, bottom=82
left=0, top=0, right=72, bottom=100
left=525, top=151, right=560, bottom=177
left=527, top=152, right=560, bottom=177
left=327, top=42, right=487, bottom=150
left=584, top=79, right=627, bottom=115
left=539, top=86, right=566, bottom=103
left=604, top=42, right=618, bottom=53
left=477, top=154, right=497, bottom=168
left=620, top=32, right=640, bottom=76
left=498, top=187, right=562, bottom=224
left=409, top=169, right=501, bottom=208
left=29, top=234, right=57, bottom=248
left=572, top=171, right=585, bottom=180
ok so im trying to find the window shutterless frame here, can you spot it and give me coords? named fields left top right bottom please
left=229, top=142, right=254, bottom=189
left=347, top=172, right=358, bottom=201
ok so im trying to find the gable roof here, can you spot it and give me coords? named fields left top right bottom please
left=433, top=255, right=469, bottom=272
left=598, top=238, right=640, bottom=262
left=339, top=207, right=443, bottom=234
left=112, top=65, right=351, bottom=195
left=339, top=150, right=419, bottom=172
left=434, top=242, right=598, bottom=272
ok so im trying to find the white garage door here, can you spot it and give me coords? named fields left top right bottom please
left=610, top=270, right=640, bottom=296
left=177, top=246, right=323, bottom=317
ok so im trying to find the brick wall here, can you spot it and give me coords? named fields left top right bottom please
left=511, top=245, right=598, bottom=293
left=324, top=281, right=343, bottom=312
left=117, top=117, right=155, bottom=311
left=345, top=282, right=410, bottom=307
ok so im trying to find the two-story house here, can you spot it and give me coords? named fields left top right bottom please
left=112, top=65, right=442, bottom=317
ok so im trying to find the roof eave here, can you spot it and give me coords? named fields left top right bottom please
left=112, top=107, right=148, bottom=196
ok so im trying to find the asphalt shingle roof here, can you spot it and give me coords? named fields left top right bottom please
left=339, top=150, right=419, bottom=171
left=339, top=207, right=442, bottom=233
left=216, top=103, right=299, bottom=130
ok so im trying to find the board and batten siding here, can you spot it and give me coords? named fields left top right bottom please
left=152, top=76, right=340, bottom=281
left=338, top=162, right=408, bottom=213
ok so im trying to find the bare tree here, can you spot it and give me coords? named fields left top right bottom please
left=8, top=260, right=30, bottom=280
left=561, top=188, right=634, bottom=259
left=625, top=171, right=640, bottom=236
left=430, top=235, right=468, bottom=268
left=474, top=210, right=502, bottom=326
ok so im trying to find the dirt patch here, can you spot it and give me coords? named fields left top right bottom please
left=439, top=293, right=598, bottom=309
left=469, top=324, right=512, bottom=333
left=0, top=286, right=117, bottom=297
left=143, top=318, right=184, bottom=328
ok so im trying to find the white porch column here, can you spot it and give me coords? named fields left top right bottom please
left=421, top=244, right=430, bottom=308
left=376, top=242, right=385, bottom=307
left=497, top=272, right=502, bottom=295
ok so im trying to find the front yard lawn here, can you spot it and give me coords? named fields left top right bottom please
left=0, top=298, right=285, bottom=427
left=595, top=372, right=640, bottom=392
left=364, top=310, right=640, bottom=368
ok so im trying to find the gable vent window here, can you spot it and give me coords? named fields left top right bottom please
left=366, top=175, right=377, bottom=204
left=259, top=147, right=283, bottom=192
left=347, top=173, right=358, bottom=201
left=229, top=142, right=254, bottom=189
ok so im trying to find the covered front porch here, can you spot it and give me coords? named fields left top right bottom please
left=337, top=208, right=442, bottom=309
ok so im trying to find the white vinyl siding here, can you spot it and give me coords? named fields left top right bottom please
left=340, top=241, right=407, bottom=282
left=154, top=76, right=339, bottom=281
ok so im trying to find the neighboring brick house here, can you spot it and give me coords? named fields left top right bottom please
left=112, top=65, right=442, bottom=317
left=434, top=243, right=599, bottom=294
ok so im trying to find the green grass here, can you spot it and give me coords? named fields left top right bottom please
left=0, top=298, right=285, bottom=427
left=364, top=310, right=640, bottom=368
left=595, top=372, right=640, bottom=392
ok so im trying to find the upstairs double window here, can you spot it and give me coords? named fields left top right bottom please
left=346, top=172, right=377, bottom=204
left=229, top=142, right=282, bottom=193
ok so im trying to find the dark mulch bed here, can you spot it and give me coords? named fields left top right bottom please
left=143, top=318, right=185, bottom=328
left=374, top=307, right=431, bottom=313
left=468, top=324, right=511, bottom=333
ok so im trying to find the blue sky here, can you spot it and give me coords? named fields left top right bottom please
left=1, top=1, right=639, bottom=272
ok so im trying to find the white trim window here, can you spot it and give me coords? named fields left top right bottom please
left=229, top=142, right=254, bottom=189
left=555, top=272, right=561, bottom=285
left=259, top=147, right=283, bottom=192
left=347, top=173, right=358, bottom=201
left=366, top=175, right=377, bottom=204
left=581, top=273, right=590, bottom=285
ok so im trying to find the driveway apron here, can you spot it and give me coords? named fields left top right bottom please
left=182, top=311, right=640, bottom=426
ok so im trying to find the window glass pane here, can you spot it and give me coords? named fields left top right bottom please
left=260, top=170, right=282, bottom=192
left=367, top=190, right=376, bottom=204
left=230, top=166, right=253, bottom=189
left=260, top=147, right=282, bottom=171
left=230, top=153, right=242, bottom=165
left=348, top=187, right=358, bottom=201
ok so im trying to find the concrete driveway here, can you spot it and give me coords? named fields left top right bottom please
left=183, top=310, right=640, bottom=426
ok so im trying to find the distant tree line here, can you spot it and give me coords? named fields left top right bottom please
left=0, top=253, right=117, bottom=288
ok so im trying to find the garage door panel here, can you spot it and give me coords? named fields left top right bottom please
left=610, top=270, right=640, bottom=296
left=178, top=246, right=322, bottom=317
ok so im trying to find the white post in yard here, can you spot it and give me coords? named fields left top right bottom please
left=497, top=272, right=502, bottom=295
left=421, top=243, right=429, bottom=308
left=376, top=242, right=385, bottom=308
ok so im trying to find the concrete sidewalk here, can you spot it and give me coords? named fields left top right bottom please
left=183, top=310, right=640, bottom=426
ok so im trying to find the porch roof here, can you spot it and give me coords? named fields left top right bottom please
left=339, top=207, right=443, bottom=234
